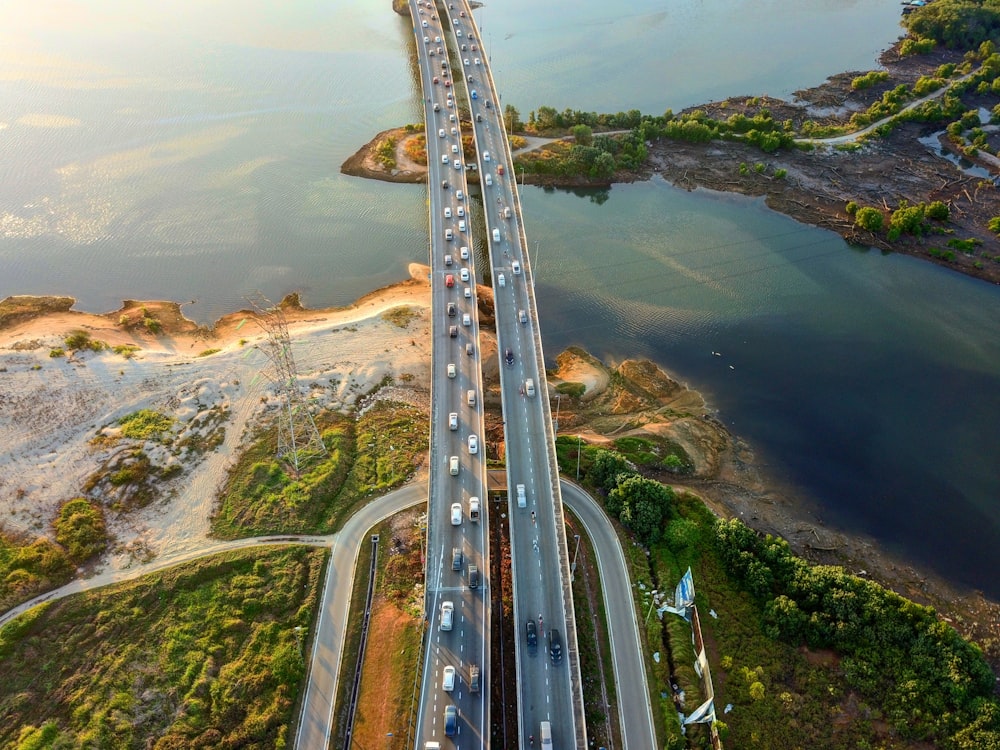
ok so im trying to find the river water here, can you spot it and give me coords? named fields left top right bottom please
left=2, top=0, right=998, bottom=597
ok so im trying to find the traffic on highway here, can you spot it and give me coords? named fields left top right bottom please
left=411, top=0, right=490, bottom=747
left=413, top=0, right=587, bottom=747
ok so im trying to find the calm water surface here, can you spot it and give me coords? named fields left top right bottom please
left=2, top=1, right=999, bottom=596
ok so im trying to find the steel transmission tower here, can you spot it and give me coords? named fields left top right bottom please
left=246, top=293, right=327, bottom=473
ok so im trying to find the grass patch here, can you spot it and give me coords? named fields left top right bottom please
left=555, top=381, right=586, bottom=398
left=0, top=545, right=327, bottom=749
left=112, top=344, right=141, bottom=359
left=53, top=498, right=108, bottom=563
left=117, top=409, right=175, bottom=441
left=212, top=413, right=354, bottom=538
left=64, top=330, right=106, bottom=352
left=0, top=530, right=74, bottom=612
left=197, top=348, right=221, bottom=357
left=381, top=306, right=420, bottom=328
left=613, top=434, right=693, bottom=475
left=212, top=401, right=427, bottom=538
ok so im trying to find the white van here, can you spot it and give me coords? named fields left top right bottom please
left=450, top=456, right=459, bottom=475
left=485, top=173, right=493, bottom=186
left=492, top=227, right=501, bottom=243
left=540, top=721, right=553, bottom=749
left=516, top=483, right=526, bottom=508
left=525, top=378, right=535, bottom=397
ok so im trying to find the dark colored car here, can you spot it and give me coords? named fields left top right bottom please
left=504, top=347, right=514, bottom=366
left=442, top=179, right=449, bottom=189
left=450, top=325, right=458, bottom=338
left=444, top=705, right=458, bottom=736
left=468, top=564, right=479, bottom=589
left=447, top=302, right=456, bottom=317
left=549, top=628, right=563, bottom=664
left=526, top=620, right=537, bottom=654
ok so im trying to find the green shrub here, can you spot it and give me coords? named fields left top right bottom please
left=48, top=348, right=65, bottom=358
left=118, top=409, right=175, bottom=440
left=854, top=206, right=884, bottom=232
left=54, top=499, right=108, bottom=562
left=851, top=70, right=889, bottom=90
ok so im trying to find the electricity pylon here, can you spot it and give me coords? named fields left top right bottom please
left=246, top=293, right=326, bottom=473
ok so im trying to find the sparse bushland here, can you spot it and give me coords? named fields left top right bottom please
left=64, top=330, right=106, bottom=353
left=0, top=546, right=326, bottom=750
left=0, top=531, right=74, bottom=612
left=558, top=442, right=1000, bottom=749
left=212, top=399, right=427, bottom=538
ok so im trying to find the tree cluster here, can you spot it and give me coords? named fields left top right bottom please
left=904, top=0, right=1000, bottom=49
left=714, top=517, right=1000, bottom=748
left=586, top=449, right=675, bottom=544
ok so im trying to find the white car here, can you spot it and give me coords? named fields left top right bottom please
left=450, top=126, right=458, bottom=135
left=457, top=206, right=465, bottom=218
left=456, top=189, right=464, bottom=200
left=449, top=412, right=458, bottom=430
left=438, top=128, right=445, bottom=138
left=464, top=286, right=472, bottom=298
left=451, top=502, right=463, bottom=525
left=512, top=259, right=521, bottom=275
left=464, top=58, right=470, bottom=66
left=447, top=362, right=456, bottom=378
left=451, top=144, right=459, bottom=154
left=462, top=313, right=471, bottom=327
left=422, top=19, right=428, bottom=27
left=442, top=154, right=449, bottom=164
left=440, top=601, right=454, bottom=630
left=460, top=246, right=469, bottom=259
left=483, top=150, right=490, bottom=162
left=474, top=57, right=481, bottom=65
left=444, top=207, right=452, bottom=218
left=442, top=665, right=456, bottom=691
left=460, top=268, right=470, bottom=282
left=468, top=434, right=478, bottom=454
